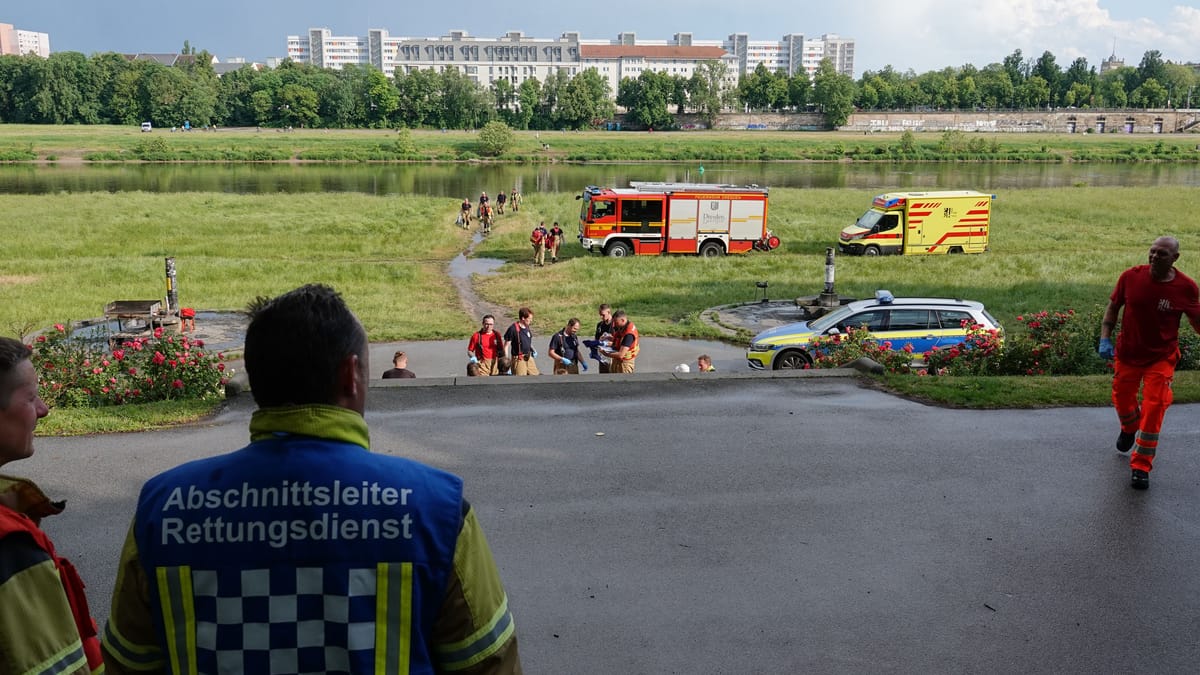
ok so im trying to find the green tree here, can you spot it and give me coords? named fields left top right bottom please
left=365, top=68, right=400, bottom=127
left=515, top=77, right=540, bottom=130
left=277, top=83, right=320, bottom=127
left=618, top=70, right=675, bottom=130
left=689, top=60, right=731, bottom=129
left=557, top=68, right=614, bottom=129
left=1096, top=68, right=1131, bottom=108
left=394, top=69, right=440, bottom=127
left=1032, top=51, right=1062, bottom=106
left=1130, top=78, right=1168, bottom=108
left=811, top=58, right=856, bottom=126
left=477, top=120, right=514, bottom=156
left=1136, top=50, right=1166, bottom=89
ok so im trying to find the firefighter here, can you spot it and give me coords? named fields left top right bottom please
left=1099, top=236, right=1200, bottom=490
left=0, top=337, right=104, bottom=675
left=603, top=309, right=640, bottom=374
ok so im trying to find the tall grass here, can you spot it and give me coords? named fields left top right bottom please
left=2, top=125, right=1197, bottom=163
left=2, top=186, right=1197, bottom=344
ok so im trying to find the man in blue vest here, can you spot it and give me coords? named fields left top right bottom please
left=102, top=284, right=521, bottom=674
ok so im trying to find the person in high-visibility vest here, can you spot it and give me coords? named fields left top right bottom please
left=1100, top=236, right=1200, bottom=490
left=102, top=285, right=521, bottom=674
left=603, top=310, right=640, bottom=374
left=0, top=337, right=104, bottom=675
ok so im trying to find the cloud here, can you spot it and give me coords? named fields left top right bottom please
left=848, top=0, right=1196, bottom=73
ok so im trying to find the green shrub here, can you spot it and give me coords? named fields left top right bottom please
left=477, top=120, right=515, bottom=157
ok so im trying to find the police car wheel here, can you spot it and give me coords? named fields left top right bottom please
left=774, top=349, right=812, bottom=370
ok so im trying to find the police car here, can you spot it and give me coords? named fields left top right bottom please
left=746, top=291, right=1002, bottom=370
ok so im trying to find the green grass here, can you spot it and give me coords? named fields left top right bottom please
left=877, top=371, right=1200, bottom=408
left=36, top=398, right=226, bottom=435
left=1, top=125, right=1197, bottom=163
left=3, top=185, right=1196, bottom=344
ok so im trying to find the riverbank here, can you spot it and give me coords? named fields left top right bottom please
left=1, top=125, right=1199, bottom=164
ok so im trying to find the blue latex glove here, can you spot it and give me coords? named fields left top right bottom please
left=1098, top=337, right=1114, bottom=360
left=561, top=358, right=572, bottom=366
left=532, top=349, right=538, bottom=358
left=468, top=355, right=478, bottom=364
left=581, top=360, right=589, bottom=371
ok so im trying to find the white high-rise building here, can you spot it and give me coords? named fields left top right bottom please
left=284, top=28, right=855, bottom=97
left=0, top=22, right=51, bottom=57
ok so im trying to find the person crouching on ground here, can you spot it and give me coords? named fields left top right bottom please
left=381, top=350, right=416, bottom=379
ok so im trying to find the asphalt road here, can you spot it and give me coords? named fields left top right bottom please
left=26, top=377, right=1200, bottom=674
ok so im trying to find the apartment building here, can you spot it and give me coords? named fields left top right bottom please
left=285, top=28, right=855, bottom=96
left=0, top=22, right=51, bottom=57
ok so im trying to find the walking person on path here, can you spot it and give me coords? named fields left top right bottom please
left=530, top=223, right=548, bottom=267
left=1099, top=236, right=1200, bottom=490
left=547, top=222, right=564, bottom=263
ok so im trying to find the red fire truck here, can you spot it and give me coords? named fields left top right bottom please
left=576, top=182, right=779, bottom=257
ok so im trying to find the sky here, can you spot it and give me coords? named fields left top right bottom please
left=7, top=0, right=1198, bottom=75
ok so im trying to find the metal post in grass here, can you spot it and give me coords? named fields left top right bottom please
left=165, top=256, right=178, bottom=315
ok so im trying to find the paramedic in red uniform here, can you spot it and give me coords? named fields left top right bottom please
left=1099, top=236, right=1200, bottom=490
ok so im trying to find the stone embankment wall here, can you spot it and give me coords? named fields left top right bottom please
left=659, top=110, right=1200, bottom=133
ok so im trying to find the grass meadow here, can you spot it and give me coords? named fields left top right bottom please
left=0, top=124, right=1198, bottom=162
left=4, top=185, right=1198, bottom=344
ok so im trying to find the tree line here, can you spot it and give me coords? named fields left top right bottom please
left=0, top=47, right=1193, bottom=131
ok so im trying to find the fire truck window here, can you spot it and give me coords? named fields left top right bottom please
left=936, top=310, right=973, bottom=329
left=592, top=200, right=613, bottom=219
left=620, top=199, right=663, bottom=223
left=886, top=309, right=933, bottom=332
left=837, top=310, right=886, bottom=333
left=875, top=214, right=899, bottom=233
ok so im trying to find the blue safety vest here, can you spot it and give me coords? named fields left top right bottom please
left=132, top=434, right=463, bottom=674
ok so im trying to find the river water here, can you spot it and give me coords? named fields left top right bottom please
left=1, top=162, right=1197, bottom=196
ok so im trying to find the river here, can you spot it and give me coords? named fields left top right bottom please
left=1, top=162, right=1197, bottom=196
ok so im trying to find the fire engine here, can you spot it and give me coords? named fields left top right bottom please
left=576, top=182, right=779, bottom=257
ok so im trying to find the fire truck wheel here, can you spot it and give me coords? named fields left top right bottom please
left=864, top=245, right=881, bottom=256
left=774, top=349, right=813, bottom=370
left=606, top=241, right=632, bottom=258
left=699, top=241, right=724, bottom=258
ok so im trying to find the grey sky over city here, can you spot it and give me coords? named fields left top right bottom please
left=7, top=0, right=1197, bottom=74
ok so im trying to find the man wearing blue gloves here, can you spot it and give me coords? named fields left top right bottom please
left=549, top=318, right=583, bottom=375
left=1099, top=236, right=1200, bottom=490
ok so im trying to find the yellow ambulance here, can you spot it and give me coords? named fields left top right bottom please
left=838, top=191, right=994, bottom=256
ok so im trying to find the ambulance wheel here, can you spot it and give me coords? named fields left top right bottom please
left=864, top=245, right=881, bottom=256
left=774, top=349, right=813, bottom=370
left=699, top=241, right=724, bottom=258
left=606, top=241, right=632, bottom=258
left=948, top=246, right=964, bottom=254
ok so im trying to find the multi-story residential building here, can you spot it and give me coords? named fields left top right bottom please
left=285, top=28, right=854, bottom=96
left=0, top=22, right=51, bottom=57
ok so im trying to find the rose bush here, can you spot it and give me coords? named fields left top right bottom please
left=805, top=326, right=915, bottom=374
left=32, top=323, right=228, bottom=407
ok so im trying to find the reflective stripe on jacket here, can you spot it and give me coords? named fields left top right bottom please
left=103, top=405, right=519, bottom=674
left=0, top=476, right=104, bottom=675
